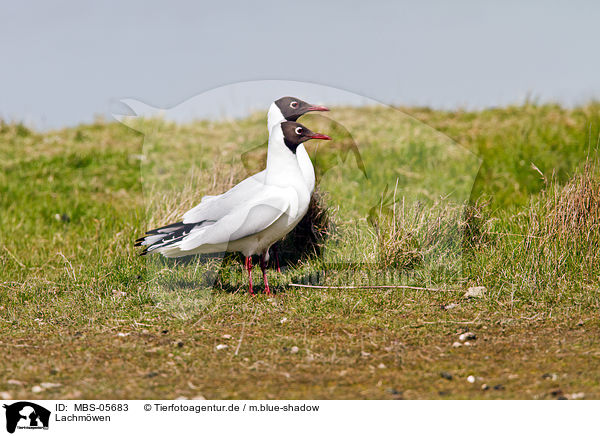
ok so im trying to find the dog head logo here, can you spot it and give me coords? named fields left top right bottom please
left=3, top=402, right=50, bottom=433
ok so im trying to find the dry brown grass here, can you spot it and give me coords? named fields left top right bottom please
left=547, top=160, right=600, bottom=239
left=142, top=162, right=239, bottom=230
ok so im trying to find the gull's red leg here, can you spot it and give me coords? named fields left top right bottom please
left=272, top=245, right=281, bottom=273
left=260, top=254, right=271, bottom=295
left=245, top=256, right=254, bottom=295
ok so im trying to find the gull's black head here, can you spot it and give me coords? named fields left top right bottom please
left=274, top=96, right=329, bottom=122
left=280, top=121, right=331, bottom=153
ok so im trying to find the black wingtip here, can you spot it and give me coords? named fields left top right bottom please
left=135, top=220, right=202, bottom=254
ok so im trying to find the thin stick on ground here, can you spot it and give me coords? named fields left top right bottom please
left=288, top=283, right=462, bottom=292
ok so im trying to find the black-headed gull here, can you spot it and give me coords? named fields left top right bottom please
left=136, top=121, right=331, bottom=294
left=198, top=97, right=328, bottom=207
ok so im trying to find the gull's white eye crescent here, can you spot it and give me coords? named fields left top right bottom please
left=290, top=101, right=299, bottom=108
left=295, top=127, right=303, bottom=135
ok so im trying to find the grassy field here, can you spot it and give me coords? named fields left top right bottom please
left=1, top=103, right=600, bottom=399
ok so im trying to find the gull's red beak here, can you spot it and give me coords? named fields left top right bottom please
left=309, top=133, right=332, bottom=140
left=307, top=105, right=329, bottom=112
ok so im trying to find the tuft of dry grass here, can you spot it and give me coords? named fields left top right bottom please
left=547, top=160, right=600, bottom=238
left=369, top=182, right=465, bottom=275
left=374, top=205, right=423, bottom=271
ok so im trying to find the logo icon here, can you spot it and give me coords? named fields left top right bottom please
left=2, top=402, right=50, bottom=434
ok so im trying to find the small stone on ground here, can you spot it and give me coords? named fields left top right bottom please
left=464, top=286, right=486, bottom=298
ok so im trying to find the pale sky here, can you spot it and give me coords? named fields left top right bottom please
left=1, top=0, right=599, bottom=129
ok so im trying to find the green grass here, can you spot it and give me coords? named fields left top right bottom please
left=1, top=103, right=600, bottom=399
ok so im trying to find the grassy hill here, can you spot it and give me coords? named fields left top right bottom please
left=1, top=103, right=599, bottom=399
